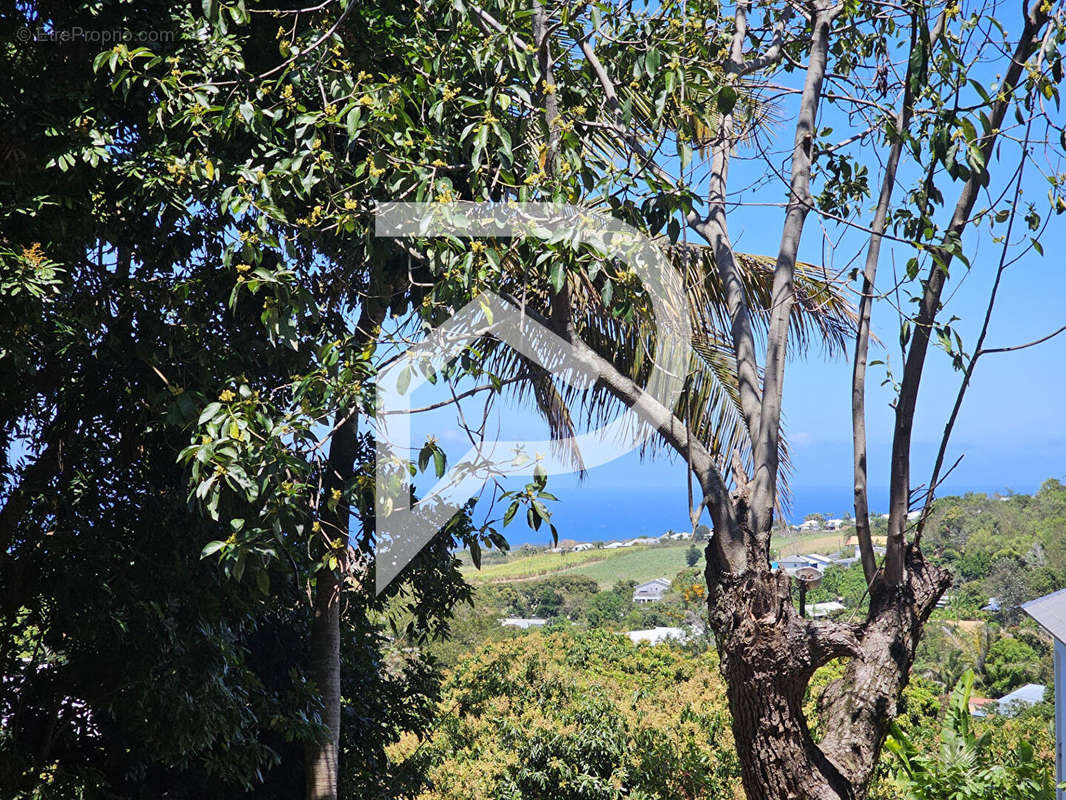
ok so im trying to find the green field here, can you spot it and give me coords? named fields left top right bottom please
left=461, top=548, right=613, bottom=581
left=462, top=528, right=889, bottom=589
left=774, top=530, right=886, bottom=557
left=555, top=545, right=693, bottom=587
left=463, top=542, right=694, bottom=588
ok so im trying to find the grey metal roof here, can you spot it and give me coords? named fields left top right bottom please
left=634, top=578, right=670, bottom=591
left=997, top=683, right=1047, bottom=712
left=1021, top=587, right=1066, bottom=644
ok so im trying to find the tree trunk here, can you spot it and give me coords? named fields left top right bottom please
left=705, top=534, right=949, bottom=800
left=302, top=289, right=395, bottom=799
left=306, top=563, right=342, bottom=800
left=817, top=545, right=951, bottom=792
left=305, top=411, right=359, bottom=800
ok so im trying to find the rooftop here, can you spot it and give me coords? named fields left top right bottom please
left=1021, top=586, right=1066, bottom=643
left=997, top=683, right=1047, bottom=713
left=624, top=627, right=687, bottom=645
left=499, top=618, right=548, bottom=629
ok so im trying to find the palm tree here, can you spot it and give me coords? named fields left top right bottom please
left=481, top=241, right=855, bottom=508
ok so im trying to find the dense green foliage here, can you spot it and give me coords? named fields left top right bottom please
left=884, top=671, right=1057, bottom=800
left=401, top=629, right=742, bottom=799
left=401, top=631, right=1059, bottom=800
left=0, top=2, right=477, bottom=796
left=923, top=481, right=1066, bottom=616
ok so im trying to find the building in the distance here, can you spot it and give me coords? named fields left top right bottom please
left=807, top=601, right=846, bottom=619
left=499, top=618, right=548, bottom=629
left=996, top=683, right=1047, bottom=716
left=624, top=626, right=687, bottom=645
left=632, top=577, right=671, bottom=604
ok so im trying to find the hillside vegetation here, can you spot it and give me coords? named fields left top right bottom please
left=398, top=630, right=1057, bottom=800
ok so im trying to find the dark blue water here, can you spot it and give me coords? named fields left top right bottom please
left=486, top=484, right=886, bottom=548
left=490, top=480, right=1038, bottom=549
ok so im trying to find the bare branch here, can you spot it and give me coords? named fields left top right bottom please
left=852, top=7, right=942, bottom=587
left=979, top=323, right=1066, bottom=355
left=749, top=3, right=843, bottom=541
left=884, top=0, right=1052, bottom=585
left=688, top=0, right=775, bottom=453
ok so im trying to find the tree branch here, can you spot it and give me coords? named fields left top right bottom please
left=688, top=0, right=777, bottom=457
left=884, top=0, right=1052, bottom=584
left=851, top=8, right=943, bottom=587
left=749, top=2, right=842, bottom=541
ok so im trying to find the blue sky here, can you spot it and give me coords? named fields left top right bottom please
left=398, top=40, right=1066, bottom=546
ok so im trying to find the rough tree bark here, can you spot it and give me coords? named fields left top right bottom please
left=706, top=542, right=866, bottom=800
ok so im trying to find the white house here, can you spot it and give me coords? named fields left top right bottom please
left=627, top=537, right=660, bottom=547
left=624, top=626, right=687, bottom=645
left=571, top=543, right=595, bottom=552
left=776, top=555, right=819, bottom=575
left=499, top=618, right=548, bottom=629
left=1022, top=587, right=1066, bottom=800
left=633, top=577, right=671, bottom=604
left=776, top=554, right=837, bottom=575
left=807, top=601, right=846, bottom=619
left=798, top=519, right=821, bottom=532
left=659, top=531, right=691, bottom=542
left=805, top=553, right=835, bottom=568
left=824, top=518, right=844, bottom=531
left=604, top=541, right=631, bottom=549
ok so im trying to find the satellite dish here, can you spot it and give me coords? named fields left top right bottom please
left=794, top=566, right=823, bottom=589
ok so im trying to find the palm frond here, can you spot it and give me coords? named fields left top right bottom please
left=469, top=241, right=851, bottom=515
left=669, top=242, right=858, bottom=356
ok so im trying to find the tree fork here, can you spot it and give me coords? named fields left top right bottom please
left=705, top=542, right=866, bottom=800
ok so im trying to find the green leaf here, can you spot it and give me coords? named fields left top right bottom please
left=201, top=540, right=226, bottom=558
left=198, top=402, right=222, bottom=425
left=645, top=48, right=660, bottom=78
left=471, top=124, right=489, bottom=170
left=716, top=86, right=738, bottom=114
left=503, top=500, right=520, bottom=526
left=678, top=141, right=692, bottom=171
left=549, top=260, right=565, bottom=294
left=532, top=499, right=550, bottom=522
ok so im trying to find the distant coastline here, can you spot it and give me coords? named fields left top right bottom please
left=493, top=481, right=1048, bottom=549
